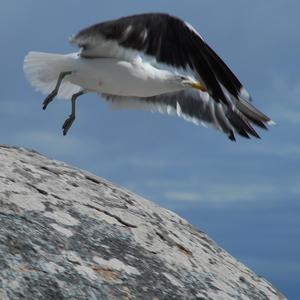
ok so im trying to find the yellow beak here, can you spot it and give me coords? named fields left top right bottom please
left=191, top=82, right=207, bottom=92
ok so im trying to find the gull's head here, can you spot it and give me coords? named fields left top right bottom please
left=174, top=75, right=207, bottom=92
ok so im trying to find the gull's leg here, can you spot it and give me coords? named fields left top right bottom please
left=62, top=90, right=86, bottom=136
left=42, top=71, right=72, bottom=110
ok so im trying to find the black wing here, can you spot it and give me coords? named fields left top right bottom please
left=72, top=13, right=245, bottom=103
left=103, top=89, right=268, bottom=140
left=71, top=13, right=272, bottom=139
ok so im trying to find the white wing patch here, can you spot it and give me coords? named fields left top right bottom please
left=123, top=25, right=133, bottom=38
left=141, top=29, right=148, bottom=42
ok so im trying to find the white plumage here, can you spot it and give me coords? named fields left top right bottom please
left=23, top=13, right=273, bottom=139
left=24, top=52, right=198, bottom=98
left=23, top=52, right=81, bottom=99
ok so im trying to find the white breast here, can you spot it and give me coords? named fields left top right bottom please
left=68, top=56, right=181, bottom=97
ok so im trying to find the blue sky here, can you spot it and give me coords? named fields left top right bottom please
left=1, top=1, right=299, bottom=298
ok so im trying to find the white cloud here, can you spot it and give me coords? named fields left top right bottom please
left=124, top=157, right=169, bottom=168
left=235, top=143, right=300, bottom=158
left=164, top=184, right=276, bottom=204
left=263, top=75, right=300, bottom=125
left=13, top=130, right=94, bottom=157
left=165, top=191, right=203, bottom=202
left=278, top=109, right=300, bottom=125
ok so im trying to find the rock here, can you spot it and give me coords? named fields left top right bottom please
left=0, top=145, right=286, bottom=300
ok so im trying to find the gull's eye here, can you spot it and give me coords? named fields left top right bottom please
left=177, top=75, right=186, bottom=81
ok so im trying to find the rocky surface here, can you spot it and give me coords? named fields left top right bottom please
left=0, top=145, right=286, bottom=300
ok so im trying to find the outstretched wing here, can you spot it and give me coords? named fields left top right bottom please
left=71, top=13, right=244, bottom=103
left=71, top=13, right=272, bottom=140
left=102, top=89, right=270, bottom=140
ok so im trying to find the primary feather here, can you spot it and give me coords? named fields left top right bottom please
left=24, top=13, right=273, bottom=140
left=71, top=13, right=272, bottom=139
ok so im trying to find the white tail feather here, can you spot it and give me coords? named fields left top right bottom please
left=23, top=51, right=81, bottom=99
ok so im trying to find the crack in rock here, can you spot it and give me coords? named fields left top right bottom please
left=0, top=145, right=287, bottom=300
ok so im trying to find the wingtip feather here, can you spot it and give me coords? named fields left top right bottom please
left=267, top=120, right=276, bottom=126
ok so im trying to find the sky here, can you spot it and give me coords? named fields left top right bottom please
left=1, top=1, right=299, bottom=298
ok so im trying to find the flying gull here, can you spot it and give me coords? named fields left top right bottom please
left=23, top=13, right=273, bottom=139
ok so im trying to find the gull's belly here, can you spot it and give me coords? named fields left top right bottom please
left=68, top=57, right=176, bottom=97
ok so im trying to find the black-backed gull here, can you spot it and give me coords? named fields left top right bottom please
left=23, top=13, right=273, bottom=139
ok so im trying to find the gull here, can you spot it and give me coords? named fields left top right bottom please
left=23, top=13, right=273, bottom=139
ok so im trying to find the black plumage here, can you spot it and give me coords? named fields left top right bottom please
left=71, top=13, right=272, bottom=140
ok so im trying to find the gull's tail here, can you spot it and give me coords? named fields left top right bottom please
left=23, top=51, right=80, bottom=99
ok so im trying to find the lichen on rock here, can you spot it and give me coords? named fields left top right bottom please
left=0, top=145, right=286, bottom=300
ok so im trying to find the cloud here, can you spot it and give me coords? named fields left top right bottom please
left=164, top=184, right=277, bottom=204
left=165, top=191, right=203, bottom=202
left=279, top=110, right=300, bottom=124
left=228, top=142, right=300, bottom=158
left=13, top=130, right=88, bottom=156
left=123, top=157, right=169, bottom=169
left=261, top=75, right=300, bottom=124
